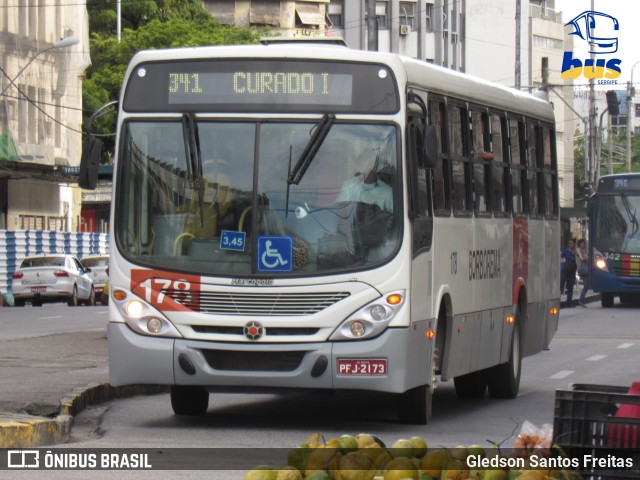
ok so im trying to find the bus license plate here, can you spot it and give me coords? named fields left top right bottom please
left=337, top=359, right=387, bottom=375
left=31, top=286, right=47, bottom=293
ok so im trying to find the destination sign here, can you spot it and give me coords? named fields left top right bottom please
left=597, top=176, right=640, bottom=193
left=167, top=71, right=353, bottom=106
left=123, top=59, right=398, bottom=114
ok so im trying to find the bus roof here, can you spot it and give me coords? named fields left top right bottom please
left=124, top=44, right=554, bottom=122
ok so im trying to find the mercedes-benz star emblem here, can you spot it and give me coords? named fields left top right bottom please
left=244, top=321, right=264, bottom=340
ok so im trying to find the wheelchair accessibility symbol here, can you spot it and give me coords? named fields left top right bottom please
left=257, top=236, right=293, bottom=272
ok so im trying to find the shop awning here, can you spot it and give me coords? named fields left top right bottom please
left=296, top=5, right=325, bottom=25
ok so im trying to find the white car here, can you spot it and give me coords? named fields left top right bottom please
left=12, top=255, right=95, bottom=307
left=80, top=255, right=109, bottom=305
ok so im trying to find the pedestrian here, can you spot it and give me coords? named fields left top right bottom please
left=560, top=238, right=577, bottom=307
left=576, top=238, right=590, bottom=307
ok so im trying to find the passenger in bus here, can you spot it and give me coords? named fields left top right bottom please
left=336, top=149, right=393, bottom=212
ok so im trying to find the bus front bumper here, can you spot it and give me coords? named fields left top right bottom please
left=108, top=321, right=431, bottom=394
left=592, top=271, right=640, bottom=293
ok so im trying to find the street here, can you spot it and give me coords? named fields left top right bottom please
left=1, top=301, right=639, bottom=479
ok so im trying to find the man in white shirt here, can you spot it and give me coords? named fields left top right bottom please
left=335, top=149, right=393, bottom=212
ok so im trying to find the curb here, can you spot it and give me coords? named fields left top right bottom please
left=561, top=293, right=601, bottom=309
left=0, top=384, right=168, bottom=448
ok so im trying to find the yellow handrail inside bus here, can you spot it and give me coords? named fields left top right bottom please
left=173, top=232, right=195, bottom=256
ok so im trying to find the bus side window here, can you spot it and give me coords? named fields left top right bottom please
left=490, top=114, right=509, bottom=216
left=542, top=127, right=559, bottom=218
left=471, top=109, right=491, bottom=217
left=509, top=119, right=526, bottom=217
left=526, top=122, right=540, bottom=218
left=429, top=98, right=450, bottom=215
left=448, top=103, right=472, bottom=217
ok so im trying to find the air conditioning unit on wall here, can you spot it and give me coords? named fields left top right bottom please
left=400, top=24, right=411, bottom=35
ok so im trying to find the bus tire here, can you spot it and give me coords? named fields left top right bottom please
left=487, top=311, right=521, bottom=399
left=397, top=384, right=432, bottom=425
left=454, top=371, right=487, bottom=398
left=601, top=293, right=615, bottom=308
left=170, top=385, right=209, bottom=416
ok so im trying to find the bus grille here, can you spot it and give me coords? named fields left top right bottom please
left=201, top=350, right=305, bottom=372
left=192, top=326, right=319, bottom=336
left=165, top=290, right=350, bottom=316
left=613, top=255, right=640, bottom=277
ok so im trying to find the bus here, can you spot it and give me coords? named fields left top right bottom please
left=80, top=42, right=560, bottom=424
left=588, top=173, right=640, bottom=307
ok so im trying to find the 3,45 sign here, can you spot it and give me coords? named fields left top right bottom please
left=131, top=270, right=201, bottom=311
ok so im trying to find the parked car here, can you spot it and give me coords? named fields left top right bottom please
left=12, top=255, right=95, bottom=307
left=80, top=255, right=109, bottom=305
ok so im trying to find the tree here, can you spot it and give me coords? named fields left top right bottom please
left=83, top=5, right=263, bottom=161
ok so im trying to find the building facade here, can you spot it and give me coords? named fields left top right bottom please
left=0, top=2, right=90, bottom=231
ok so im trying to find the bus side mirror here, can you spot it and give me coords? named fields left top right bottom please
left=586, top=197, right=593, bottom=217
left=79, top=136, right=101, bottom=190
left=420, top=125, right=438, bottom=170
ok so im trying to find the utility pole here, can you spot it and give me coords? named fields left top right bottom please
left=515, top=0, right=521, bottom=90
left=586, top=0, right=596, bottom=193
left=366, top=0, right=378, bottom=51
left=627, top=80, right=633, bottom=172
left=627, top=62, right=639, bottom=172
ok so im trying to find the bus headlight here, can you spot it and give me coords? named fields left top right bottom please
left=112, top=287, right=182, bottom=338
left=329, top=290, right=405, bottom=341
left=593, top=248, right=609, bottom=271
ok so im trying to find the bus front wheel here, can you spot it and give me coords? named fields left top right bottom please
left=487, top=311, right=521, bottom=399
left=170, top=385, right=209, bottom=416
left=601, top=293, right=615, bottom=308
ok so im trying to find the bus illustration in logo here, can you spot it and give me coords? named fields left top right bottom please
left=565, top=10, right=619, bottom=54
left=562, top=10, right=621, bottom=82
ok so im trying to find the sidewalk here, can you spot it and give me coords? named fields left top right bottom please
left=0, top=329, right=164, bottom=448
left=560, top=283, right=600, bottom=308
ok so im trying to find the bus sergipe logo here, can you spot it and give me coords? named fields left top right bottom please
left=562, top=10, right=621, bottom=83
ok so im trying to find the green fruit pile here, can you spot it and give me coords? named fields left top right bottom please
left=243, top=434, right=584, bottom=480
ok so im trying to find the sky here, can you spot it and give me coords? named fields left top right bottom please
left=555, top=0, right=640, bottom=86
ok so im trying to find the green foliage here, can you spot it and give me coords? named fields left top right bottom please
left=574, top=126, right=640, bottom=203
left=84, top=2, right=263, bottom=160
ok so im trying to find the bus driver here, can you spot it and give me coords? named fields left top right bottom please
left=335, top=149, right=393, bottom=212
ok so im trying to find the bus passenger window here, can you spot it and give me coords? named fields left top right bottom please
left=429, top=99, right=449, bottom=214
left=471, top=110, right=491, bottom=216
left=449, top=105, right=471, bottom=216
left=526, top=123, right=540, bottom=217
left=509, top=119, right=526, bottom=216
left=490, top=115, right=508, bottom=216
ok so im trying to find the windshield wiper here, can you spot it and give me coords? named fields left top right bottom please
left=285, top=114, right=335, bottom=218
left=621, top=193, right=639, bottom=236
left=182, top=113, right=204, bottom=227
left=288, top=114, right=335, bottom=186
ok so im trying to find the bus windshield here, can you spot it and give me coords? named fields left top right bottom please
left=115, top=120, right=400, bottom=276
left=593, top=193, right=640, bottom=253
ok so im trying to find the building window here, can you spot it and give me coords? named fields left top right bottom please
left=635, top=104, right=640, bottom=118
left=328, top=0, right=343, bottom=28
left=533, top=35, right=563, bottom=50
left=399, top=2, right=416, bottom=29
left=425, top=3, right=434, bottom=32
left=375, top=1, right=389, bottom=30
